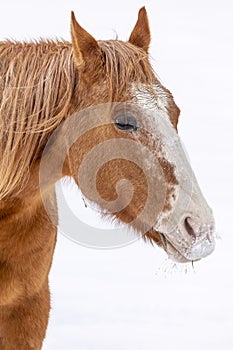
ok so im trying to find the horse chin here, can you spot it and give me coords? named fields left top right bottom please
left=146, top=229, right=190, bottom=263
left=164, top=240, right=191, bottom=263
left=157, top=232, right=191, bottom=263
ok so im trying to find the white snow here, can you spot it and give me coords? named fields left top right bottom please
left=1, top=1, right=233, bottom=349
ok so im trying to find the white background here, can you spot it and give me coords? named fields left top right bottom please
left=1, top=1, right=233, bottom=349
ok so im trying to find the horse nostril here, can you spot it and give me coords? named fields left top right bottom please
left=184, top=217, right=197, bottom=239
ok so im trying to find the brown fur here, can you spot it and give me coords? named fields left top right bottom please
left=0, top=8, right=180, bottom=349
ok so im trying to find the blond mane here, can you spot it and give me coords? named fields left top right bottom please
left=0, top=39, right=155, bottom=200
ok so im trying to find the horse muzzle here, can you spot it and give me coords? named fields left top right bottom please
left=159, top=215, right=215, bottom=263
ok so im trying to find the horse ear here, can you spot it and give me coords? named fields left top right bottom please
left=129, top=7, right=151, bottom=53
left=71, top=11, right=100, bottom=68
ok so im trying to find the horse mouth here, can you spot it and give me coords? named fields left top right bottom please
left=158, top=232, right=191, bottom=263
left=156, top=218, right=215, bottom=262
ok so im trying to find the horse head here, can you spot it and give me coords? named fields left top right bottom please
left=43, top=8, right=215, bottom=263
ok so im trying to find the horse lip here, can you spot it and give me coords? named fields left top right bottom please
left=158, top=232, right=167, bottom=249
left=158, top=231, right=189, bottom=263
left=166, top=240, right=191, bottom=263
left=159, top=230, right=215, bottom=263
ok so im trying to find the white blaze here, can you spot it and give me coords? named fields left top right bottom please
left=132, top=83, right=215, bottom=261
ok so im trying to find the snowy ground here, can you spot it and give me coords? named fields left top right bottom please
left=1, top=1, right=233, bottom=349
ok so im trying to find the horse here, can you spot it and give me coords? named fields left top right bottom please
left=0, top=7, right=215, bottom=349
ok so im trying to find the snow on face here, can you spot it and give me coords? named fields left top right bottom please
left=133, top=83, right=170, bottom=115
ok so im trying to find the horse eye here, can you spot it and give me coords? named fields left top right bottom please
left=114, top=114, right=137, bottom=131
